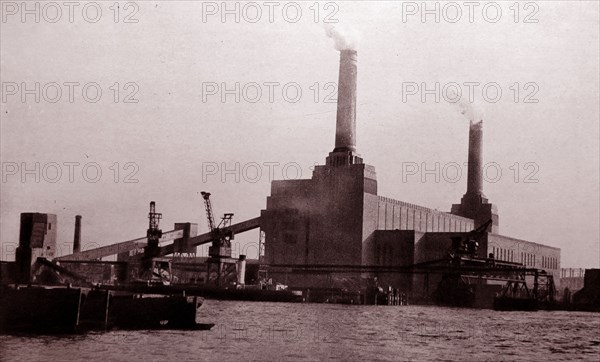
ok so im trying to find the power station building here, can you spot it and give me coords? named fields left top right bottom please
left=1, top=48, right=561, bottom=301
left=261, top=49, right=561, bottom=295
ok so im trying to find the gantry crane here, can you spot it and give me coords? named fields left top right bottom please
left=200, top=192, right=234, bottom=259
left=448, top=219, right=493, bottom=262
left=139, top=201, right=172, bottom=283
left=144, top=201, right=163, bottom=258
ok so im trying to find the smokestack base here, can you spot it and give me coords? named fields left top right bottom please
left=451, top=199, right=499, bottom=233
left=326, top=150, right=363, bottom=167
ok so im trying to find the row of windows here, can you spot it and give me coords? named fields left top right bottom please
left=491, top=247, right=558, bottom=269
left=492, top=247, right=515, bottom=262
left=521, top=252, right=536, bottom=266
left=378, top=204, right=473, bottom=233
left=542, top=256, right=558, bottom=269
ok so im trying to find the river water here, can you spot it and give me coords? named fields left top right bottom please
left=1, top=300, right=599, bottom=361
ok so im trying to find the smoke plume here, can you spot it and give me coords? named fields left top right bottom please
left=447, top=88, right=483, bottom=122
left=324, top=24, right=359, bottom=51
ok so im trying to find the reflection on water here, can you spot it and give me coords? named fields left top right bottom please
left=1, top=300, right=599, bottom=361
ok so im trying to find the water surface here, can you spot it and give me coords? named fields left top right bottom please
left=1, top=300, right=599, bottom=361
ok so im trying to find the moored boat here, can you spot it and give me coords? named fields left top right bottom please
left=0, top=284, right=213, bottom=333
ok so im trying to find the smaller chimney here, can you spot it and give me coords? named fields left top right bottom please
left=73, top=215, right=82, bottom=253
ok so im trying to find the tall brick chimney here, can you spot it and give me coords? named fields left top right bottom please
left=466, top=120, right=484, bottom=198
left=327, top=50, right=363, bottom=166
left=334, top=49, right=357, bottom=153
left=451, top=120, right=499, bottom=233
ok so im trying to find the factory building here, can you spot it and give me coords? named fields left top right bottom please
left=261, top=48, right=560, bottom=295
left=2, top=48, right=560, bottom=301
left=14, top=213, right=58, bottom=283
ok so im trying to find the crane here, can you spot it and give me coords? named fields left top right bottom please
left=144, top=201, right=163, bottom=258
left=200, top=192, right=234, bottom=258
left=141, top=201, right=172, bottom=283
left=448, top=219, right=493, bottom=262
left=201, top=192, right=216, bottom=232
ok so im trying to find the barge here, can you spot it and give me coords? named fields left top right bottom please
left=0, top=284, right=213, bottom=334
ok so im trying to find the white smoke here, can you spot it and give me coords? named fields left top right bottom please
left=324, top=24, right=359, bottom=51
left=447, top=87, right=483, bottom=122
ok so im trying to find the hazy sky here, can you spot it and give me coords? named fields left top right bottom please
left=1, top=1, right=598, bottom=267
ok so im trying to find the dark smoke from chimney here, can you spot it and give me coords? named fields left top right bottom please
left=73, top=215, right=82, bottom=253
